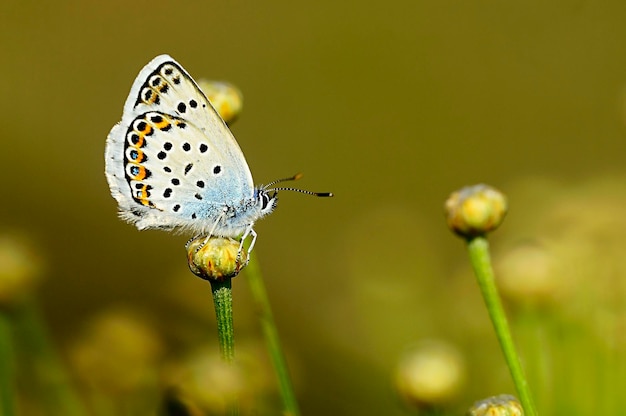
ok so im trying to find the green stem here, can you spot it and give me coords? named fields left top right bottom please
left=466, top=237, right=537, bottom=416
left=12, top=298, right=86, bottom=415
left=209, top=278, right=238, bottom=416
left=0, top=310, right=15, bottom=416
left=210, top=279, right=235, bottom=363
left=245, top=253, right=300, bottom=416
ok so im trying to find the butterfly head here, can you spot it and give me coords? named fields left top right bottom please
left=255, top=187, right=279, bottom=218
left=257, top=173, right=333, bottom=214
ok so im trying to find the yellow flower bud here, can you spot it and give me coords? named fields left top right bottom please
left=197, top=80, right=243, bottom=125
left=495, top=242, right=563, bottom=308
left=163, top=344, right=272, bottom=414
left=0, top=233, right=43, bottom=307
left=445, top=184, right=508, bottom=238
left=395, top=340, right=466, bottom=408
left=467, top=394, right=523, bottom=416
left=68, top=308, right=163, bottom=396
left=186, top=236, right=248, bottom=281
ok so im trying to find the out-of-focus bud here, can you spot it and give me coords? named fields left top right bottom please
left=186, top=236, right=248, bottom=281
left=161, top=391, right=204, bottom=416
left=495, top=242, right=563, bottom=308
left=0, top=233, right=43, bottom=307
left=163, top=344, right=272, bottom=414
left=466, top=394, right=523, bottom=416
left=197, top=80, right=243, bottom=125
left=394, top=340, right=466, bottom=408
left=68, top=308, right=163, bottom=396
left=445, top=184, right=508, bottom=238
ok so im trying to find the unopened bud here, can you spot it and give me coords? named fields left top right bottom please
left=197, top=80, right=243, bottom=125
left=394, top=340, right=465, bottom=408
left=186, top=236, right=248, bottom=281
left=0, top=234, right=43, bottom=307
left=445, top=184, right=508, bottom=238
left=467, top=394, right=523, bottom=416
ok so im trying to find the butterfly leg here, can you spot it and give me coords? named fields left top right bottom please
left=189, top=212, right=226, bottom=253
left=185, top=235, right=201, bottom=250
left=236, top=223, right=257, bottom=265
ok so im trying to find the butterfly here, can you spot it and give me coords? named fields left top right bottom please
left=105, top=55, right=331, bottom=254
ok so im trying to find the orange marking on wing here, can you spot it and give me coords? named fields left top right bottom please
left=132, top=149, right=146, bottom=163
left=146, top=93, right=158, bottom=104
left=153, top=119, right=171, bottom=130
left=137, top=184, right=152, bottom=206
left=129, top=164, right=147, bottom=181
left=136, top=123, right=153, bottom=136
left=132, top=135, right=145, bottom=147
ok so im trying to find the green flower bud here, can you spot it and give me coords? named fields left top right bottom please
left=186, top=236, right=248, bottom=281
left=445, top=184, right=508, bottom=238
left=467, top=394, right=523, bottom=416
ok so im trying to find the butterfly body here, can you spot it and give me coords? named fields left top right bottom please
left=105, top=55, right=276, bottom=238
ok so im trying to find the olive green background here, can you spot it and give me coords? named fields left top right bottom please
left=2, top=1, right=626, bottom=414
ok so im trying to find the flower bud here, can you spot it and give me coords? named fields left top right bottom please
left=394, top=340, right=465, bottom=408
left=445, top=184, right=508, bottom=238
left=68, top=308, right=163, bottom=396
left=197, top=80, right=243, bottom=125
left=162, top=343, right=272, bottom=414
left=186, top=236, right=248, bottom=281
left=466, top=394, right=523, bottom=416
left=495, top=242, right=563, bottom=308
left=0, top=233, right=43, bottom=307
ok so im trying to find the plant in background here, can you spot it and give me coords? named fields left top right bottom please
left=185, top=236, right=301, bottom=416
left=467, top=394, right=523, bottom=416
left=445, top=184, right=536, bottom=416
left=102, top=53, right=335, bottom=415
left=394, top=339, right=466, bottom=413
left=0, top=233, right=86, bottom=416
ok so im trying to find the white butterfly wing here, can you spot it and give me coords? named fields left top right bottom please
left=105, top=55, right=255, bottom=234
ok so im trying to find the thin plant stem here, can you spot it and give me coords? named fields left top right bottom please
left=210, top=279, right=235, bottom=363
left=0, top=310, right=15, bottom=416
left=466, top=236, right=537, bottom=416
left=11, top=297, right=86, bottom=415
left=245, top=253, right=300, bottom=416
left=209, top=278, right=238, bottom=416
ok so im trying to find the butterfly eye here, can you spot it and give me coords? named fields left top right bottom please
left=259, top=191, right=273, bottom=210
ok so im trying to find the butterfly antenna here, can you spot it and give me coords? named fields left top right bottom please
left=264, top=173, right=333, bottom=197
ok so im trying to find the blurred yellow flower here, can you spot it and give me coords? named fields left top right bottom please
left=394, top=340, right=466, bottom=408
left=0, top=233, right=43, bottom=306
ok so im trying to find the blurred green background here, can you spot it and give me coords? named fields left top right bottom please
left=3, top=0, right=626, bottom=414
